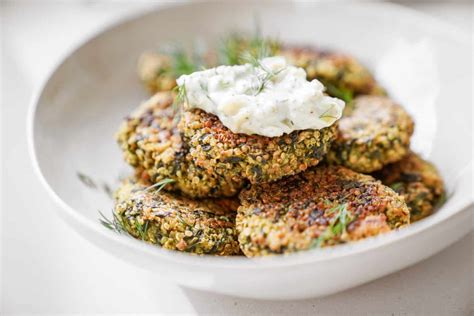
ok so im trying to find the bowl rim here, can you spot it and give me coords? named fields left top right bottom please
left=27, top=1, right=473, bottom=269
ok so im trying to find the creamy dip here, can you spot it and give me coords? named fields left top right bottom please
left=176, top=56, right=345, bottom=137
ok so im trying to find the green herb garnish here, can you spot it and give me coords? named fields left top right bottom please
left=98, top=178, right=174, bottom=237
left=172, top=84, right=188, bottom=122
left=254, top=65, right=287, bottom=96
left=143, top=178, right=175, bottom=192
left=171, top=49, right=198, bottom=76
left=311, top=203, right=353, bottom=248
left=218, top=32, right=280, bottom=66
left=134, top=219, right=150, bottom=240
left=239, top=55, right=287, bottom=96
left=99, top=210, right=128, bottom=234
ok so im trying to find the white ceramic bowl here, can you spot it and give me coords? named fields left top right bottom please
left=28, top=2, right=473, bottom=300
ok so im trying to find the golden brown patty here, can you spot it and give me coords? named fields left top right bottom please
left=114, top=179, right=241, bottom=255
left=116, top=92, right=245, bottom=198
left=237, top=165, right=410, bottom=257
left=281, top=46, right=385, bottom=101
left=326, top=95, right=414, bottom=173
left=373, top=152, right=445, bottom=222
left=178, top=109, right=337, bottom=184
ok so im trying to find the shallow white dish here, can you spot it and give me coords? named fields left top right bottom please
left=28, top=2, right=473, bottom=300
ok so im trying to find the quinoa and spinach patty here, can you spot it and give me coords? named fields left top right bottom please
left=116, top=92, right=245, bottom=198
left=326, top=95, right=414, bottom=173
left=373, top=152, right=445, bottom=222
left=178, top=109, right=337, bottom=184
left=106, top=35, right=447, bottom=257
left=114, top=179, right=241, bottom=255
left=237, top=165, right=410, bottom=257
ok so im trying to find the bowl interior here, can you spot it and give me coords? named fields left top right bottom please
left=32, top=2, right=472, bottom=260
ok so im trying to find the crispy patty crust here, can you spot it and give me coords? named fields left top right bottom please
left=116, top=92, right=245, bottom=198
left=237, top=165, right=410, bottom=257
left=281, top=46, right=385, bottom=101
left=326, top=96, right=414, bottom=173
left=179, top=109, right=337, bottom=184
left=114, top=179, right=241, bottom=255
left=373, top=152, right=445, bottom=222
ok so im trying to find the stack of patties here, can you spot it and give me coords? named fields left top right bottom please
left=114, top=36, right=444, bottom=257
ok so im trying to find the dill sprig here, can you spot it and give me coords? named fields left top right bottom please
left=218, top=33, right=280, bottom=66
left=172, top=50, right=196, bottom=76
left=172, top=84, right=187, bottom=123
left=99, top=210, right=128, bottom=235
left=311, top=203, right=353, bottom=248
left=241, top=56, right=286, bottom=96
left=134, top=220, right=149, bottom=240
left=143, top=178, right=175, bottom=192
left=254, top=66, right=286, bottom=96
left=159, top=43, right=205, bottom=79
left=98, top=178, right=174, bottom=238
left=219, top=33, right=243, bottom=66
left=99, top=211, right=150, bottom=241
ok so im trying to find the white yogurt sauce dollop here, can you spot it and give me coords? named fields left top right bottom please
left=176, top=56, right=345, bottom=137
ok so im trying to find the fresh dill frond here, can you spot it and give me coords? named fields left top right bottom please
left=143, top=178, right=175, bottom=192
left=161, top=43, right=206, bottom=78
left=311, top=203, right=353, bottom=248
left=218, top=32, right=281, bottom=66
left=98, top=210, right=127, bottom=235
left=171, top=84, right=187, bottom=124
left=239, top=50, right=261, bottom=67
left=134, top=219, right=150, bottom=240
left=171, top=48, right=198, bottom=77
left=248, top=35, right=273, bottom=60
left=219, top=33, right=243, bottom=66
left=98, top=178, right=174, bottom=236
left=174, top=84, right=187, bottom=106
left=253, top=65, right=287, bottom=96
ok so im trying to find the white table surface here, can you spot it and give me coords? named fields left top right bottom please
left=1, top=1, right=473, bottom=315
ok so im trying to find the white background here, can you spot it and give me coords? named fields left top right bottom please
left=1, top=1, right=473, bottom=315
